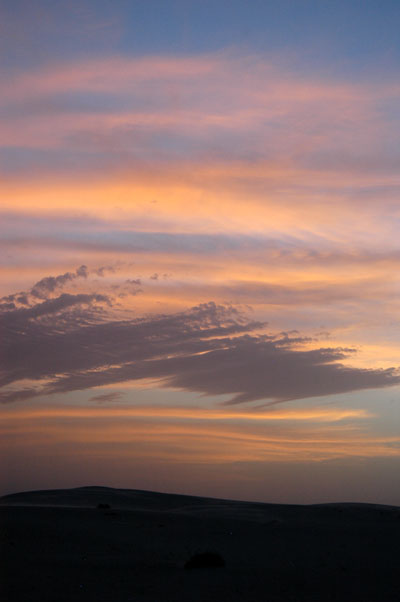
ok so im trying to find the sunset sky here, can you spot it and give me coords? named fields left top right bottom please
left=1, top=0, right=400, bottom=504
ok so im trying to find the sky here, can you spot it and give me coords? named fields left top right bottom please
left=1, top=0, right=400, bottom=504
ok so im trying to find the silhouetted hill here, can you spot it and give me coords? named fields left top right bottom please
left=1, top=487, right=399, bottom=601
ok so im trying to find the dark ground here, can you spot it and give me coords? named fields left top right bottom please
left=1, top=486, right=399, bottom=601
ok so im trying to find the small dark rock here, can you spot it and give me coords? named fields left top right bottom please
left=184, top=551, right=225, bottom=570
left=97, top=503, right=111, bottom=509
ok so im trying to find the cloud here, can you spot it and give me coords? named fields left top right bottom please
left=1, top=275, right=399, bottom=405
left=95, top=265, right=115, bottom=276
left=2, top=292, right=109, bottom=322
left=0, top=265, right=90, bottom=310
left=1, top=405, right=373, bottom=423
left=1, top=53, right=399, bottom=181
left=89, top=391, right=123, bottom=404
left=4, top=207, right=400, bottom=267
left=31, top=265, right=88, bottom=298
left=0, top=298, right=263, bottom=393
left=0, top=264, right=137, bottom=316
left=2, top=404, right=399, bottom=469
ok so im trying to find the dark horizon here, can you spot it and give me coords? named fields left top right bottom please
left=2, top=484, right=400, bottom=509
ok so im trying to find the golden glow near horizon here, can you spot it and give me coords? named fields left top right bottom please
left=2, top=403, right=399, bottom=464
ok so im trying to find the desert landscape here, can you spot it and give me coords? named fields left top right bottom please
left=2, top=3, right=400, bottom=601
left=1, top=486, right=399, bottom=602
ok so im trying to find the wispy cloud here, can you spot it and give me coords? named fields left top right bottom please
left=1, top=404, right=374, bottom=422
left=1, top=273, right=399, bottom=405
left=2, top=403, right=399, bottom=465
left=1, top=53, right=399, bottom=181
left=89, top=391, right=123, bottom=403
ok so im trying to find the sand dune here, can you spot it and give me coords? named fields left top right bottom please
left=1, top=487, right=399, bottom=601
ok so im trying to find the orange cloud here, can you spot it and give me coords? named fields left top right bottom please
left=1, top=403, right=398, bottom=464
left=0, top=404, right=374, bottom=422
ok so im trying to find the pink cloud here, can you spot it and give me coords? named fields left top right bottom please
left=3, top=55, right=220, bottom=102
left=1, top=51, right=398, bottom=192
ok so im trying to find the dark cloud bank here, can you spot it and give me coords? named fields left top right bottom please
left=1, top=271, right=399, bottom=405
